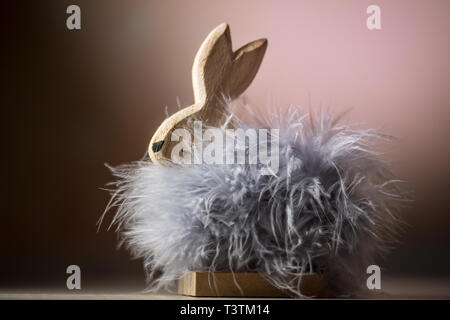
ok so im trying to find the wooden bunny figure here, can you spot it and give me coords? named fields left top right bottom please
left=149, top=23, right=267, bottom=165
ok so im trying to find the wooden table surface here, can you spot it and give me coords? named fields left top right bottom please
left=1, top=276, right=449, bottom=300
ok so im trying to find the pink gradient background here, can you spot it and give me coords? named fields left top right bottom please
left=96, top=0, right=450, bottom=233
left=87, top=0, right=450, bottom=276
left=2, top=0, right=450, bottom=290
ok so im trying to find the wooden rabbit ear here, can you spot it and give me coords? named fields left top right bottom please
left=192, top=24, right=268, bottom=103
left=225, top=39, right=267, bottom=99
left=192, top=23, right=233, bottom=105
left=149, top=23, right=267, bottom=165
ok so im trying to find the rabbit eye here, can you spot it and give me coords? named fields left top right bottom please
left=152, top=140, right=164, bottom=152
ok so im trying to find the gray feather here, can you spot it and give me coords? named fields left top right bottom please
left=102, top=105, right=403, bottom=297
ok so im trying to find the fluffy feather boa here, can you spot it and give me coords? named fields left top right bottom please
left=103, top=103, right=403, bottom=297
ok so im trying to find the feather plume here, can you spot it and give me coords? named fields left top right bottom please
left=102, top=103, right=403, bottom=297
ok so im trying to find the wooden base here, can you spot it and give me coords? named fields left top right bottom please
left=178, top=272, right=324, bottom=297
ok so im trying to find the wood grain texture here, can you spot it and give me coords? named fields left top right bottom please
left=3, top=276, right=450, bottom=299
left=178, top=272, right=324, bottom=298
left=149, top=23, right=267, bottom=164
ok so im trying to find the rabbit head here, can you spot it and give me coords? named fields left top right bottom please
left=149, top=23, right=267, bottom=165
